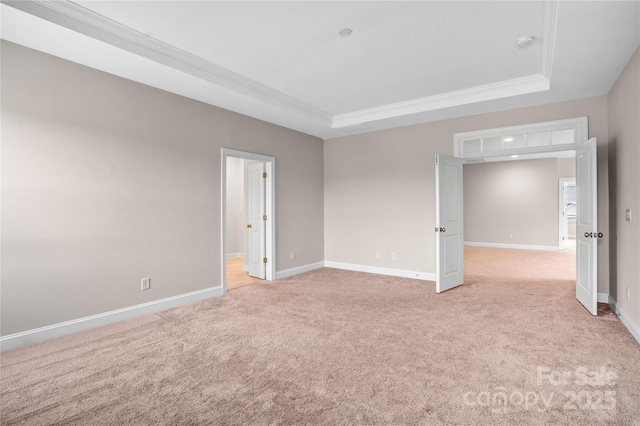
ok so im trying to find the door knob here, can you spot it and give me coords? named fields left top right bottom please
left=440, top=227, right=446, bottom=233
left=598, top=232, right=604, bottom=238
left=584, top=232, right=592, bottom=238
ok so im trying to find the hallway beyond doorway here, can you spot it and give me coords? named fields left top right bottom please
left=227, top=258, right=263, bottom=291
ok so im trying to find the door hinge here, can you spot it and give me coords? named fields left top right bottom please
left=263, top=172, right=267, bottom=179
left=263, top=257, right=268, bottom=264
left=263, top=214, right=267, bottom=221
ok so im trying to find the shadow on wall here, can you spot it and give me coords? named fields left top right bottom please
left=608, top=137, right=618, bottom=302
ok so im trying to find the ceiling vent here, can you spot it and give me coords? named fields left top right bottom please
left=335, top=123, right=373, bottom=134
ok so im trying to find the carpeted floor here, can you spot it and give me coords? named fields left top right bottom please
left=2, top=246, right=640, bottom=425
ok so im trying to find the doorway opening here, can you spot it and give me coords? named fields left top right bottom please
left=462, top=155, right=577, bottom=296
left=437, top=117, right=600, bottom=315
left=221, top=149, right=275, bottom=293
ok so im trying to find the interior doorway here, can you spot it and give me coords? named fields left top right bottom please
left=221, top=149, right=275, bottom=293
left=436, top=146, right=597, bottom=313
left=461, top=156, right=577, bottom=293
left=437, top=117, right=599, bottom=315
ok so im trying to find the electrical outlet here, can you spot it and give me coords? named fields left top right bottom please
left=391, top=252, right=397, bottom=260
left=627, top=287, right=630, bottom=301
left=376, top=251, right=381, bottom=259
left=508, top=234, right=513, bottom=240
left=141, top=277, right=150, bottom=291
left=290, top=251, right=295, bottom=260
left=626, top=209, right=632, bottom=222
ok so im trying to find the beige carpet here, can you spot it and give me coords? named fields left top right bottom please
left=2, top=246, right=640, bottom=425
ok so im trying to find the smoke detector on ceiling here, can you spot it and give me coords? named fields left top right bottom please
left=516, top=35, right=534, bottom=48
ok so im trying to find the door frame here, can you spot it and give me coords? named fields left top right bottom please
left=221, top=148, right=275, bottom=293
left=447, top=117, right=597, bottom=314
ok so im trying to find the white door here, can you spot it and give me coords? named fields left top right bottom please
left=435, top=154, right=464, bottom=293
left=576, top=138, right=598, bottom=315
left=248, top=162, right=266, bottom=279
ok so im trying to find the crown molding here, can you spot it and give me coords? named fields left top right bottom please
left=3, top=0, right=332, bottom=125
left=541, top=0, right=560, bottom=79
left=332, top=0, right=559, bottom=129
left=4, top=0, right=559, bottom=134
left=332, top=74, right=550, bottom=129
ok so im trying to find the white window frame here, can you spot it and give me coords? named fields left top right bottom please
left=453, top=117, right=588, bottom=159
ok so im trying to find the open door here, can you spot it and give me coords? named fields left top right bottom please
left=575, top=138, right=598, bottom=315
left=435, top=154, right=464, bottom=293
left=247, top=162, right=266, bottom=279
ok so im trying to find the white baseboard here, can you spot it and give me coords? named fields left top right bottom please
left=226, top=252, right=244, bottom=259
left=324, top=261, right=435, bottom=281
left=275, top=262, right=325, bottom=280
left=608, top=296, right=640, bottom=346
left=0, top=286, right=224, bottom=352
left=465, top=242, right=559, bottom=251
left=598, top=293, right=609, bottom=304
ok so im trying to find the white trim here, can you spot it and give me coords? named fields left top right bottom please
left=275, top=262, right=325, bottom=280
left=464, top=242, right=559, bottom=251
left=597, top=293, right=609, bottom=304
left=0, top=287, right=223, bottom=352
left=226, top=252, right=244, bottom=259
left=541, top=0, right=559, bottom=79
left=332, top=74, right=549, bottom=129
left=222, top=148, right=276, bottom=164
left=6, top=0, right=561, bottom=133
left=325, top=261, right=435, bottom=282
left=453, top=116, right=588, bottom=158
left=559, top=178, right=564, bottom=250
left=221, top=149, right=276, bottom=294
left=8, top=0, right=330, bottom=124
left=608, top=296, right=640, bottom=346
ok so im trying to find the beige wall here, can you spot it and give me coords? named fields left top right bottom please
left=608, top=46, right=640, bottom=328
left=225, top=157, right=245, bottom=256
left=325, top=96, right=609, bottom=292
left=464, top=158, right=566, bottom=248
left=5, top=39, right=633, bottom=338
left=1, top=42, right=325, bottom=335
left=557, top=157, right=576, bottom=178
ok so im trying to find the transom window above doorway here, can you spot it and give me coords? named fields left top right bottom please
left=453, top=117, right=588, bottom=158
